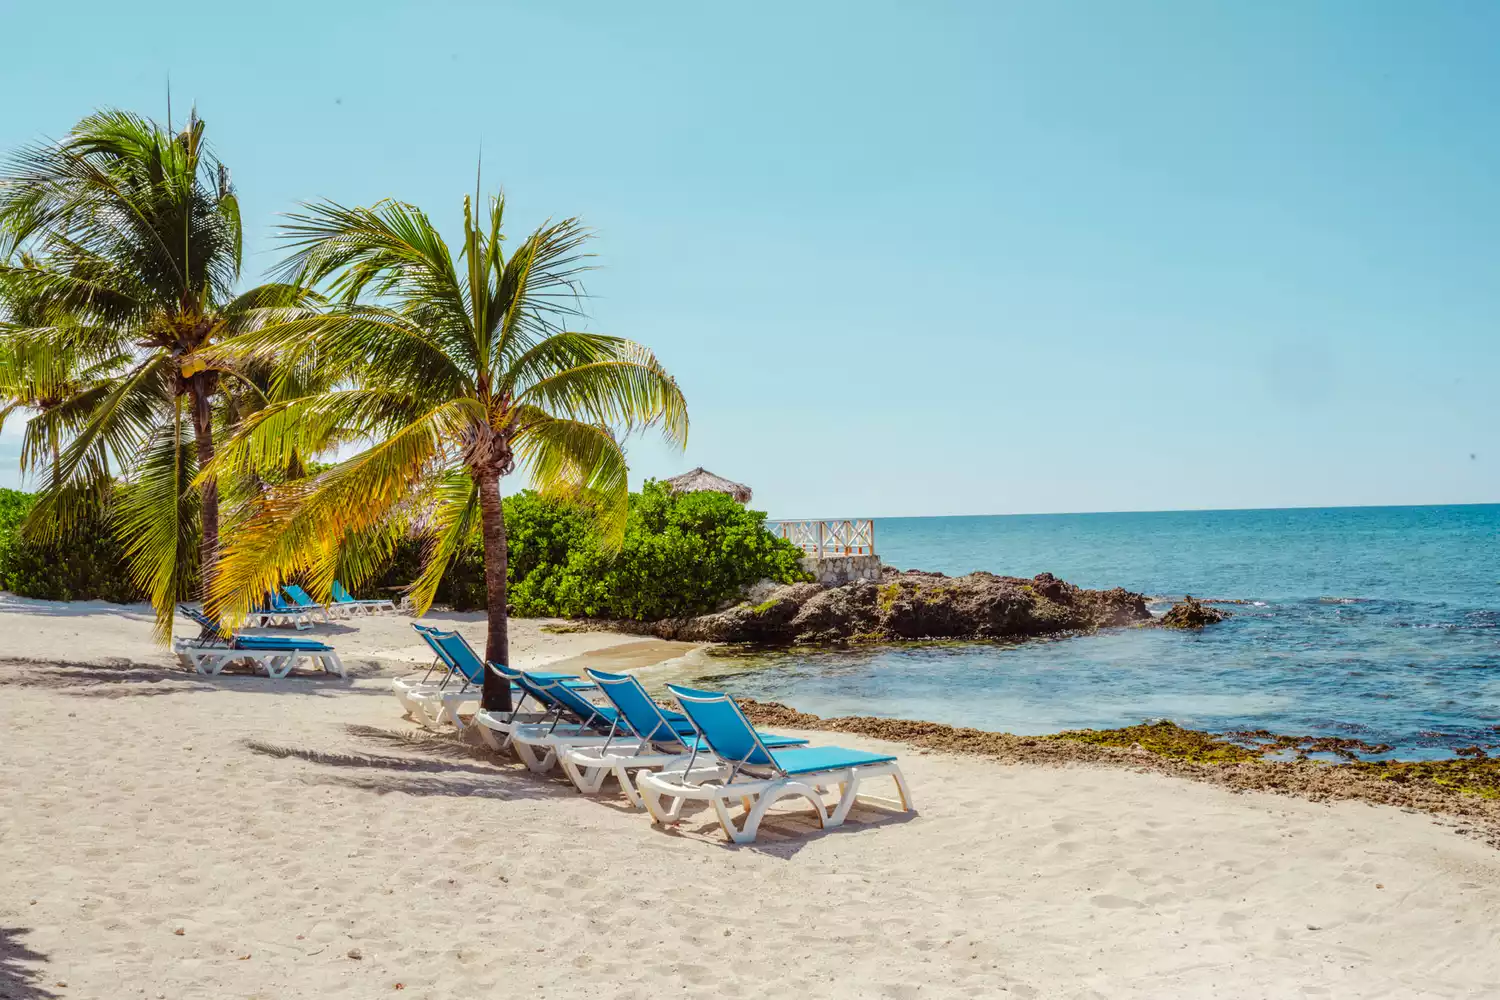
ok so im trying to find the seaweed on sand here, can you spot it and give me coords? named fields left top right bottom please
left=1048, top=720, right=1261, bottom=763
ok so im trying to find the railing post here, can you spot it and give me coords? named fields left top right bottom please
left=816, top=521, right=824, bottom=560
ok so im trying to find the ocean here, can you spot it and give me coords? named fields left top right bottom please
left=695, top=504, right=1500, bottom=760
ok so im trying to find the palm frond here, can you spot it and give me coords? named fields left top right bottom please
left=517, top=339, right=688, bottom=447
left=114, top=406, right=200, bottom=640
left=512, top=411, right=631, bottom=547
left=403, top=470, right=480, bottom=614
left=209, top=399, right=480, bottom=622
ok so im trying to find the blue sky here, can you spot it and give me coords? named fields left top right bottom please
left=2, top=1, right=1496, bottom=517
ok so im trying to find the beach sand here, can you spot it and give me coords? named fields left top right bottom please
left=3, top=597, right=1499, bottom=999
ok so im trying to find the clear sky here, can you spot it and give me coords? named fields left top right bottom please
left=1, top=1, right=1496, bottom=517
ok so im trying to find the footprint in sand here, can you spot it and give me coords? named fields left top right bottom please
left=1091, top=894, right=1145, bottom=909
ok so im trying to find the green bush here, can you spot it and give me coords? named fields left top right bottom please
left=372, top=481, right=810, bottom=619
left=504, top=481, right=810, bottom=620
left=0, top=487, right=148, bottom=603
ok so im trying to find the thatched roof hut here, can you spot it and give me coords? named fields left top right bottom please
left=663, top=467, right=753, bottom=504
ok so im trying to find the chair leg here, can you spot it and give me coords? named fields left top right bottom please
left=723, top=781, right=828, bottom=844
left=616, top=765, right=645, bottom=808
left=560, top=756, right=611, bottom=795
left=513, top=740, right=556, bottom=774
left=640, top=777, right=683, bottom=826
left=890, top=766, right=914, bottom=812
left=827, top=771, right=863, bottom=827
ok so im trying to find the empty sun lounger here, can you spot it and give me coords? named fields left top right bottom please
left=395, top=627, right=497, bottom=731
left=331, top=580, right=397, bottom=616
left=635, top=683, right=913, bottom=844
left=505, top=672, right=637, bottom=773
left=282, top=585, right=332, bottom=624
left=559, top=669, right=808, bottom=808
left=245, top=592, right=316, bottom=630
left=473, top=662, right=601, bottom=758
left=398, top=629, right=587, bottom=734
left=173, top=606, right=345, bottom=679
left=391, top=624, right=464, bottom=717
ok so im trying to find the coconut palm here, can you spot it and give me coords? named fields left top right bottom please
left=203, top=192, right=688, bottom=710
left=0, top=108, right=314, bottom=635
left=0, top=257, right=130, bottom=478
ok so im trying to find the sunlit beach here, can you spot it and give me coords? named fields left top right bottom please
left=3, top=3, right=1499, bottom=998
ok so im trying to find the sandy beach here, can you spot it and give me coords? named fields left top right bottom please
left=3, top=598, right=1500, bottom=999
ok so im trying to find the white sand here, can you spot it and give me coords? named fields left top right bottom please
left=2, top=598, right=1499, bottom=999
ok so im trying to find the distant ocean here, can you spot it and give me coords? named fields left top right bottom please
left=697, top=505, right=1500, bottom=759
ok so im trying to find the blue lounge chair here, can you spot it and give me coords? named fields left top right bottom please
left=634, top=683, right=914, bottom=844
left=174, top=606, right=344, bottom=679
left=391, top=624, right=470, bottom=719
left=398, top=627, right=500, bottom=732
left=403, top=629, right=587, bottom=735
left=558, top=669, right=808, bottom=807
left=281, top=585, right=331, bottom=624
left=331, top=580, right=396, bottom=616
left=473, top=662, right=603, bottom=759
left=504, top=672, right=641, bottom=772
left=244, top=592, right=314, bottom=630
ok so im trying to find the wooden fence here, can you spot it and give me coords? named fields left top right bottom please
left=771, top=519, right=876, bottom=558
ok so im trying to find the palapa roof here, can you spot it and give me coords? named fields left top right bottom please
left=663, top=467, right=752, bottom=504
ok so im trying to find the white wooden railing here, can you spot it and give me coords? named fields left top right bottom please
left=771, top=519, right=876, bottom=558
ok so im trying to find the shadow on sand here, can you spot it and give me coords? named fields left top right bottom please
left=239, top=724, right=572, bottom=803
left=0, top=659, right=388, bottom=699
left=0, top=927, right=57, bottom=1000
left=325, top=723, right=918, bottom=853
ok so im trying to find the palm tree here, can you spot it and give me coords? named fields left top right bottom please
left=0, top=256, right=130, bottom=479
left=204, top=192, right=688, bottom=710
left=0, top=109, right=312, bottom=635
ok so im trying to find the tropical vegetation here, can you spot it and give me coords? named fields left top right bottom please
left=0, top=486, right=140, bottom=601
left=0, top=481, right=809, bottom=622
left=0, top=107, right=727, bottom=709
left=430, top=482, right=808, bottom=619
left=0, top=109, right=317, bottom=636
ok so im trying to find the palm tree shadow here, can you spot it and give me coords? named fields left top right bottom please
left=0, top=927, right=58, bottom=1000
left=240, top=725, right=571, bottom=802
left=0, top=660, right=388, bottom=699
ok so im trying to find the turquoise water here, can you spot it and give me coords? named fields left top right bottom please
left=701, top=505, right=1500, bottom=759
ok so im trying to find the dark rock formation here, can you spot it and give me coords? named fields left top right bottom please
left=613, top=569, right=1152, bottom=644
left=1159, top=595, right=1228, bottom=630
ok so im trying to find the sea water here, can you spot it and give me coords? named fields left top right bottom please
left=696, top=505, right=1500, bottom=759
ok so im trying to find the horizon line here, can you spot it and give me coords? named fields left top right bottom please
left=768, top=500, right=1500, bottom=521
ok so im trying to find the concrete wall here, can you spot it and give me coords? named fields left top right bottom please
left=801, top=554, right=883, bottom=586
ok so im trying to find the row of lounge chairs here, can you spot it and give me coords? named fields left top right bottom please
left=249, top=583, right=397, bottom=629
left=397, top=626, right=913, bottom=844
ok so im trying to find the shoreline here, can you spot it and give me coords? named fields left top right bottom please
left=736, top=700, right=1500, bottom=848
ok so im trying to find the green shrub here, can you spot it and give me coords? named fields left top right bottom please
left=372, top=481, right=810, bottom=619
left=0, top=487, right=148, bottom=603
left=505, top=481, right=810, bottom=620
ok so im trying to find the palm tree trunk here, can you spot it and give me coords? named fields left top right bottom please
left=477, top=469, right=513, bottom=712
left=188, top=375, right=219, bottom=601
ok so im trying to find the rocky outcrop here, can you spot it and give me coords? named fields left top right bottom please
left=618, top=569, right=1152, bottom=644
left=1158, top=596, right=1228, bottom=630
